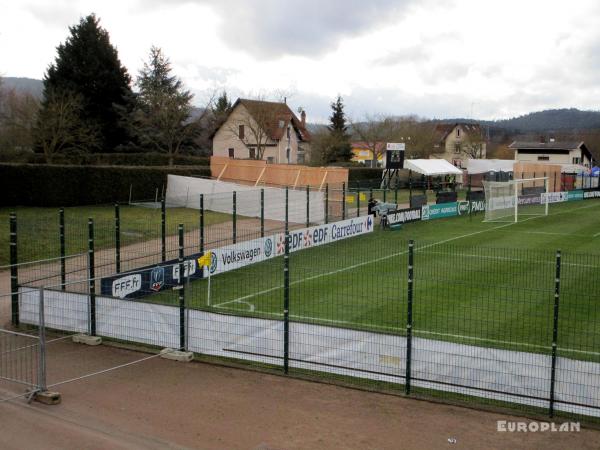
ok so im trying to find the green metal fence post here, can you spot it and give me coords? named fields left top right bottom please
left=306, top=185, right=310, bottom=227
left=178, top=224, right=186, bottom=351
left=383, top=187, right=387, bottom=203
left=342, top=182, right=346, bottom=220
left=114, top=203, right=121, bottom=274
left=357, top=188, right=361, bottom=218
left=325, top=184, right=329, bottom=224
left=233, top=191, right=237, bottom=244
left=59, top=208, right=66, bottom=290
left=161, top=198, right=166, bottom=262
left=549, top=250, right=561, bottom=417
left=468, top=175, right=472, bottom=219
left=409, top=171, right=413, bottom=206
left=10, top=213, right=18, bottom=326
left=284, top=188, right=290, bottom=374
left=405, top=240, right=414, bottom=395
left=199, top=194, right=205, bottom=253
left=260, top=189, right=265, bottom=237
left=88, top=218, right=96, bottom=336
left=394, top=185, right=398, bottom=204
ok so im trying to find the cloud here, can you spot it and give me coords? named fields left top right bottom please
left=193, top=0, right=416, bottom=59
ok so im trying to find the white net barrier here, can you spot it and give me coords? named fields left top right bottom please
left=483, top=178, right=548, bottom=223
left=165, top=175, right=326, bottom=224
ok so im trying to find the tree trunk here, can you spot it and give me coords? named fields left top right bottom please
left=168, top=153, right=174, bottom=166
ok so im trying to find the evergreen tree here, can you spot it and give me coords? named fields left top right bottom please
left=42, top=14, right=133, bottom=152
left=130, top=46, right=197, bottom=165
left=328, top=95, right=348, bottom=133
left=213, top=91, right=232, bottom=117
left=326, top=95, right=352, bottom=162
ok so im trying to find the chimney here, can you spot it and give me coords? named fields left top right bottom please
left=301, top=110, right=306, bottom=128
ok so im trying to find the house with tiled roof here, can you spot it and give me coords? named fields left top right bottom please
left=509, top=140, right=593, bottom=169
left=432, top=123, right=487, bottom=168
left=212, top=98, right=311, bottom=164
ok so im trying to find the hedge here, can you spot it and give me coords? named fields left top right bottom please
left=0, top=164, right=210, bottom=207
left=0, top=150, right=210, bottom=166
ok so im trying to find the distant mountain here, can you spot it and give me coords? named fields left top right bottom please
left=1, top=77, right=44, bottom=98
left=441, top=108, right=600, bottom=133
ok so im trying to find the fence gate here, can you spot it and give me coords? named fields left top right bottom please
left=0, top=288, right=47, bottom=402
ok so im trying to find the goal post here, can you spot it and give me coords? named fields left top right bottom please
left=483, top=177, right=549, bottom=223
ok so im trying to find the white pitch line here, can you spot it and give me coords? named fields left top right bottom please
left=213, top=201, right=600, bottom=308
left=594, top=231, right=600, bottom=238
left=213, top=216, right=539, bottom=308
left=420, top=251, right=600, bottom=269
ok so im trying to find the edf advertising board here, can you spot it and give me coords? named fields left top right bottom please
left=101, top=215, right=374, bottom=299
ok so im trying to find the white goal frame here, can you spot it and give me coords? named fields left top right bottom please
left=483, top=177, right=549, bottom=223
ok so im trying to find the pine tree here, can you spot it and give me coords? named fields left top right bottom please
left=213, top=91, right=232, bottom=117
left=42, top=14, right=133, bottom=152
left=328, top=95, right=348, bottom=133
left=130, top=46, right=197, bottom=165
left=326, top=95, right=352, bottom=162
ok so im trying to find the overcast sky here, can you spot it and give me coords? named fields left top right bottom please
left=2, top=0, right=600, bottom=122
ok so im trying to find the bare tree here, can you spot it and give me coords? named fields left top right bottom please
left=225, top=99, right=275, bottom=160
left=33, top=90, right=100, bottom=163
left=0, top=86, right=40, bottom=153
left=350, top=115, right=400, bottom=167
left=462, top=131, right=486, bottom=159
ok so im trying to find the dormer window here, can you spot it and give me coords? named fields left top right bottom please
left=239, top=125, right=245, bottom=139
left=278, top=120, right=285, bottom=128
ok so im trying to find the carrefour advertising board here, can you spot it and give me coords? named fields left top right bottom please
left=101, top=215, right=374, bottom=299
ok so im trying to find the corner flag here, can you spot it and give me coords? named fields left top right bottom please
left=197, top=252, right=211, bottom=267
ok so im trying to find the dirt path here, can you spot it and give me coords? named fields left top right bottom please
left=0, top=342, right=597, bottom=450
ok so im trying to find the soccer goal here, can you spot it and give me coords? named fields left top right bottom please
left=483, top=177, right=549, bottom=223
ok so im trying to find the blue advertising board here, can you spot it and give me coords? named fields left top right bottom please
left=421, top=202, right=458, bottom=220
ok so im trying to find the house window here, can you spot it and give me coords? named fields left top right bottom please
left=454, top=144, right=461, bottom=154
left=228, top=148, right=234, bottom=158
left=249, top=148, right=256, bottom=159
left=538, top=156, right=550, bottom=161
left=238, top=125, right=245, bottom=139
left=573, top=157, right=581, bottom=164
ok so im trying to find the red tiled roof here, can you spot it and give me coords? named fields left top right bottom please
left=237, top=99, right=311, bottom=142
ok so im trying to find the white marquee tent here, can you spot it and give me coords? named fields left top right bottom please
left=404, top=159, right=462, bottom=176
left=466, top=159, right=515, bottom=174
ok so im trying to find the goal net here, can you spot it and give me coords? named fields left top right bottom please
left=483, top=177, right=549, bottom=223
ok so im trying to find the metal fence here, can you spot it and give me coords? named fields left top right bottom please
left=0, top=289, right=47, bottom=402
left=4, top=182, right=600, bottom=420
left=15, top=233, right=600, bottom=422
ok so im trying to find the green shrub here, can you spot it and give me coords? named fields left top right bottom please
left=0, top=164, right=210, bottom=206
left=30, top=152, right=210, bottom=166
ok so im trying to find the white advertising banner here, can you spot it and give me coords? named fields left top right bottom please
left=205, top=215, right=375, bottom=276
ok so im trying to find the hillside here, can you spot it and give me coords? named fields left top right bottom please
left=1, top=77, right=43, bottom=98
left=441, top=108, right=600, bottom=133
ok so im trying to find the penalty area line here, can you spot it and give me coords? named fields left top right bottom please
left=213, top=201, right=599, bottom=309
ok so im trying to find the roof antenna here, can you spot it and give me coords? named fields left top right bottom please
left=284, top=96, right=287, bottom=104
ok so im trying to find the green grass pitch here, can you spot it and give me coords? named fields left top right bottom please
left=150, top=199, right=600, bottom=361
